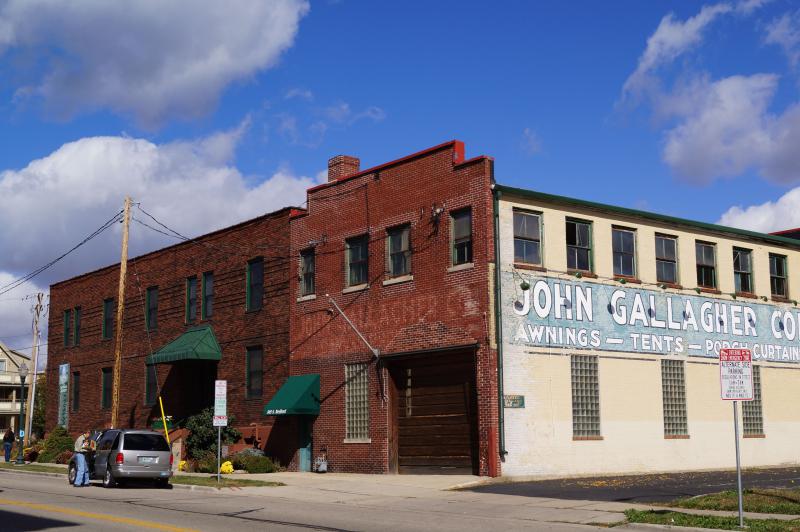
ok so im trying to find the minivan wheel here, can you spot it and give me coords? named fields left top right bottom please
left=154, top=478, right=169, bottom=489
left=103, top=468, right=117, bottom=488
left=67, top=464, right=76, bottom=485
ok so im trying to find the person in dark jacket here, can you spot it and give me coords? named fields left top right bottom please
left=2, top=428, right=14, bottom=462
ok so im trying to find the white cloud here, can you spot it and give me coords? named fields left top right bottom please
left=285, top=88, right=314, bottom=101
left=765, top=10, right=800, bottom=67
left=718, top=187, right=800, bottom=232
left=0, top=0, right=310, bottom=127
left=0, top=276, right=47, bottom=352
left=520, top=128, right=542, bottom=155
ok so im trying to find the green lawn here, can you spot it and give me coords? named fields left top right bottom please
left=170, top=475, right=284, bottom=488
left=0, top=462, right=67, bottom=474
left=667, top=488, right=800, bottom=515
left=625, top=509, right=800, bottom=531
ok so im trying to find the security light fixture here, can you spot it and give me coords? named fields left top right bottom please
left=520, top=280, right=530, bottom=291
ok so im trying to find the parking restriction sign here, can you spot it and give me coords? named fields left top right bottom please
left=719, top=348, right=753, bottom=401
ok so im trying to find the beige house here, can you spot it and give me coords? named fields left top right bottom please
left=0, top=341, right=31, bottom=433
left=494, top=184, right=800, bottom=477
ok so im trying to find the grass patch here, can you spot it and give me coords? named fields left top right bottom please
left=625, top=509, right=800, bottom=531
left=668, top=488, right=800, bottom=515
left=169, top=475, right=284, bottom=489
left=0, top=462, right=66, bottom=475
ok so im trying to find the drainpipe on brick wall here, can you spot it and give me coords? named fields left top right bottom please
left=491, top=184, right=507, bottom=458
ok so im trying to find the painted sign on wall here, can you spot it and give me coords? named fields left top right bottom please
left=57, top=363, right=69, bottom=427
left=503, top=273, right=800, bottom=363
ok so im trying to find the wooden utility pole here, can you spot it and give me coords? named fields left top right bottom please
left=24, top=292, right=43, bottom=446
left=111, top=196, right=132, bottom=428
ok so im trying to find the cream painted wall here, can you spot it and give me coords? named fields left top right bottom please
left=498, top=194, right=800, bottom=477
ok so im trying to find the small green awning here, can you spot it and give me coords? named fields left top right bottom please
left=146, top=326, right=222, bottom=365
left=263, top=374, right=320, bottom=416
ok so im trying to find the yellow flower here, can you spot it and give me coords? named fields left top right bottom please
left=178, top=460, right=187, bottom=472
left=220, top=461, right=234, bottom=474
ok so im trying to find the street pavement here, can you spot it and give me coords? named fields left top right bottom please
left=469, top=467, right=800, bottom=502
left=0, top=469, right=650, bottom=531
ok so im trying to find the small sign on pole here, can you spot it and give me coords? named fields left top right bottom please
left=213, top=380, right=227, bottom=483
left=719, top=348, right=753, bottom=529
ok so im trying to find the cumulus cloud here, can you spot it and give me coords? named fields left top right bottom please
left=718, top=187, right=800, bottom=232
left=765, top=10, right=800, bottom=68
left=0, top=276, right=47, bottom=352
left=0, top=0, right=309, bottom=127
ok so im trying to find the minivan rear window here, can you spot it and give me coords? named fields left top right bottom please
left=123, top=434, right=169, bottom=452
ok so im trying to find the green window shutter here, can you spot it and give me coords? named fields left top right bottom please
left=101, top=301, right=106, bottom=339
left=73, top=307, right=81, bottom=346
left=245, top=348, right=250, bottom=398
left=145, top=289, right=150, bottom=330
left=201, top=274, right=206, bottom=320
left=63, top=310, right=71, bottom=347
left=245, top=263, right=251, bottom=310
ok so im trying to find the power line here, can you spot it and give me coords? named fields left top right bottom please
left=0, top=210, right=124, bottom=298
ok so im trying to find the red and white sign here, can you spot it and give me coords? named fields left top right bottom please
left=719, top=348, right=754, bottom=401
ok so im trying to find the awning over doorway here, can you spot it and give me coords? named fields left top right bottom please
left=146, top=326, right=222, bottom=365
left=262, top=374, right=320, bottom=416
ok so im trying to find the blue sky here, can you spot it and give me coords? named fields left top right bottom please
left=1, top=0, right=800, bottom=352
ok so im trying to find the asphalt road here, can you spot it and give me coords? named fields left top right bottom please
left=469, top=467, right=800, bottom=503
left=0, top=471, right=628, bottom=532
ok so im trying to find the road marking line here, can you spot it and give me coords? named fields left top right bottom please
left=0, top=498, right=198, bottom=531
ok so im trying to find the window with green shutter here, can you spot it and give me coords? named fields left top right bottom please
left=73, top=306, right=81, bottom=346
left=101, top=367, right=112, bottom=409
left=246, top=259, right=264, bottom=311
left=245, top=346, right=263, bottom=398
left=202, top=272, right=214, bottom=319
left=102, top=298, right=114, bottom=339
left=186, top=276, right=197, bottom=323
left=146, top=286, right=158, bottom=330
left=63, top=309, right=72, bottom=347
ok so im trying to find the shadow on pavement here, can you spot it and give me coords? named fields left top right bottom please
left=0, top=508, right=79, bottom=531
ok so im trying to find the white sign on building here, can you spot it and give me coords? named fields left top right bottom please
left=719, top=348, right=753, bottom=401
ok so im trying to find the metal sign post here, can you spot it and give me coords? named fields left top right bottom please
left=213, top=380, right=228, bottom=484
left=719, top=348, right=754, bottom=529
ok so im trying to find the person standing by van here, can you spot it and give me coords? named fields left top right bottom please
left=73, top=430, right=91, bottom=487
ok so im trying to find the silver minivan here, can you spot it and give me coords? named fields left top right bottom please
left=69, top=429, right=172, bottom=488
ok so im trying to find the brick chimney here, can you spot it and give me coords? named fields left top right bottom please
left=327, top=155, right=360, bottom=182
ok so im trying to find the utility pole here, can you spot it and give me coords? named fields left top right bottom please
left=111, top=196, right=132, bottom=428
left=24, top=292, right=43, bottom=446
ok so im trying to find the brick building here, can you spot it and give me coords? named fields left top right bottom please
left=285, top=141, right=500, bottom=475
left=46, top=208, right=298, bottom=463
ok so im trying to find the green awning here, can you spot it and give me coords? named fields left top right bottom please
left=263, top=374, right=320, bottom=416
left=146, top=326, right=222, bottom=365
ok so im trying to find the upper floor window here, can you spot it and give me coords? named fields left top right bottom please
left=387, top=225, right=411, bottom=277
left=101, top=367, right=112, bottom=409
left=145, top=365, right=158, bottom=406
left=346, top=235, right=369, bottom=286
left=73, top=306, right=81, bottom=346
left=186, top=276, right=198, bottom=323
left=695, top=242, right=716, bottom=289
left=769, top=253, right=788, bottom=298
left=146, top=286, right=158, bottom=330
left=612, top=227, right=636, bottom=278
left=246, top=258, right=264, bottom=311
left=102, top=298, right=114, bottom=339
left=513, top=210, right=541, bottom=265
left=733, top=248, right=753, bottom=294
left=300, top=249, right=315, bottom=296
left=202, top=272, right=214, bottom=319
left=63, top=309, right=72, bottom=347
left=566, top=219, right=592, bottom=272
left=451, top=209, right=473, bottom=266
left=655, top=235, right=678, bottom=284
left=246, top=345, right=263, bottom=399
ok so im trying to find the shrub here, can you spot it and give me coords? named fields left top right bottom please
left=194, top=451, right=218, bottom=474
left=231, top=451, right=279, bottom=474
left=184, top=408, right=241, bottom=459
left=37, top=427, right=74, bottom=463
left=55, top=450, right=73, bottom=464
left=220, top=461, right=234, bottom=474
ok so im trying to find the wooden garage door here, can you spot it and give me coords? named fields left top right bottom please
left=395, top=356, right=478, bottom=474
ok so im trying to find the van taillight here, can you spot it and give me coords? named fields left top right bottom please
left=169, top=454, right=174, bottom=467
left=115, top=453, right=124, bottom=465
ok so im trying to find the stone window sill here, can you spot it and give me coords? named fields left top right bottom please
left=296, top=294, right=317, bottom=303
left=447, top=262, right=474, bottom=273
left=698, top=287, right=721, bottom=295
left=735, top=292, right=758, bottom=300
left=514, top=263, right=546, bottom=272
left=615, top=276, right=642, bottom=284
left=343, top=438, right=371, bottom=444
left=383, top=275, right=413, bottom=286
left=572, top=435, right=603, bottom=441
left=343, top=284, right=369, bottom=294
left=567, top=269, right=597, bottom=279
left=664, top=434, right=690, bottom=439
left=743, top=434, right=766, bottom=439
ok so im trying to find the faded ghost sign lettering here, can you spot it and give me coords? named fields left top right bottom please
left=503, top=275, right=800, bottom=363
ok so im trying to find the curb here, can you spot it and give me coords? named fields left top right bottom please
left=0, top=467, right=222, bottom=492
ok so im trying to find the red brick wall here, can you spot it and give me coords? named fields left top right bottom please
left=289, top=141, right=500, bottom=475
left=45, top=208, right=294, bottom=461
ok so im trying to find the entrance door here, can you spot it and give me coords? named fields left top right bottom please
left=393, top=353, right=478, bottom=474
left=298, top=418, right=312, bottom=472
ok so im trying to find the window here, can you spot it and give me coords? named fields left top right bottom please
left=145, top=365, right=157, bottom=406
left=451, top=209, right=473, bottom=265
left=513, top=210, right=542, bottom=265
left=145, top=286, right=158, bottom=330
left=102, top=298, right=114, bottom=339
left=655, top=235, right=678, bottom=284
left=733, top=248, right=753, bottom=294
left=186, top=276, right=197, bottom=323
left=245, top=346, right=263, bottom=398
left=345, top=363, right=369, bottom=440
left=661, top=360, right=688, bottom=437
left=566, top=220, right=592, bottom=272
left=71, top=372, right=80, bottom=412
left=123, top=433, right=169, bottom=452
left=571, top=355, right=600, bottom=438
left=300, top=249, right=315, bottom=296
left=695, top=242, right=716, bottom=289
left=101, top=367, right=112, bottom=409
left=770, top=254, right=788, bottom=298
left=73, top=306, right=81, bottom=346
left=612, top=228, right=636, bottom=278
left=0, top=360, right=5, bottom=373
left=202, top=272, right=214, bottom=319
left=743, top=366, right=764, bottom=436
left=63, top=309, right=71, bottom=347
left=246, top=258, right=264, bottom=311
left=387, top=225, right=411, bottom=277
left=346, top=235, right=369, bottom=286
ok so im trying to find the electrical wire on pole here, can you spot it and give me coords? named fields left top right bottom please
left=24, top=292, right=43, bottom=446
left=110, top=197, right=132, bottom=428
